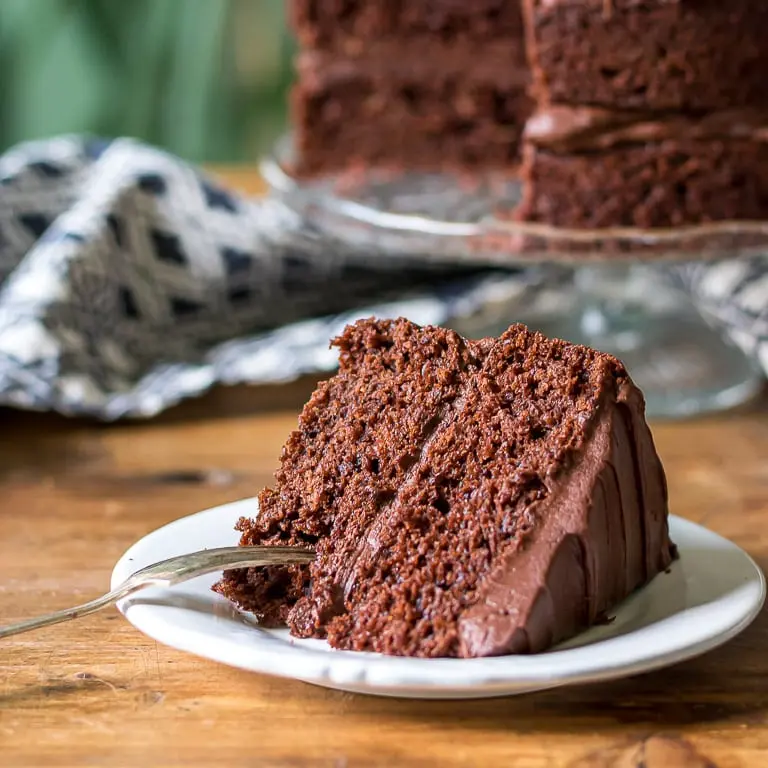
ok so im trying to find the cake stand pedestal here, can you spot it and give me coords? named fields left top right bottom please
left=453, top=263, right=762, bottom=418
left=261, top=138, right=765, bottom=419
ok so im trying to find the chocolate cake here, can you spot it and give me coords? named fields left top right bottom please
left=215, top=318, right=675, bottom=657
left=522, top=0, right=768, bottom=113
left=515, top=1, right=768, bottom=229
left=289, top=0, right=532, bottom=176
left=516, top=106, right=768, bottom=228
left=287, top=0, right=768, bottom=231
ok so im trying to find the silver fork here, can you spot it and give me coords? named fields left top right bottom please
left=0, top=545, right=315, bottom=639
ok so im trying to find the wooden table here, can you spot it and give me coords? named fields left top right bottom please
left=1, top=171, right=767, bottom=767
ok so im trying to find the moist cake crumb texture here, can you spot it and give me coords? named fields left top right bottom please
left=215, top=318, right=675, bottom=658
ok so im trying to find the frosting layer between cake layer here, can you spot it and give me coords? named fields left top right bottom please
left=524, top=106, right=768, bottom=153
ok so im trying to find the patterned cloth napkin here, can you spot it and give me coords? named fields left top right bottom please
left=0, top=137, right=765, bottom=419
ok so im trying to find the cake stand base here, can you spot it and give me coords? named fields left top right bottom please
left=453, top=265, right=763, bottom=420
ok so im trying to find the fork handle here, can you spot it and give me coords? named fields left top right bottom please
left=0, top=544, right=315, bottom=639
left=0, top=585, right=137, bottom=639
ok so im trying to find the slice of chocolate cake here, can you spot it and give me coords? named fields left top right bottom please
left=289, top=0, right=532, bottom=177
left=215, top=319, right=675, bottom=658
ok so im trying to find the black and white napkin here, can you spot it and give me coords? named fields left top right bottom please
left=0, top=136, right=765, bottom=419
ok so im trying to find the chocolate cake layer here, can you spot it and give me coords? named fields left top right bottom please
left=293, top=46, right=531, bottom=176
left=216, top=319, right=675, bottom=658
left=216, top=320, right=478, bottom=629
left=291, top=0, right=525, bottom=49
left=517, top=106, right=768, bottom=227
left=523, top=0, right=768, bottom=112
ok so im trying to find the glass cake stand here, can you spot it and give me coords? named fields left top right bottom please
left=261, top=136, right=766, bottom=419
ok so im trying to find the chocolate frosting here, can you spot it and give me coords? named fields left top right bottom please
left=524, top=105, right=768, bottom=153
left=318, top=356, right=673, bottom=658
left=458, top=380, right=674, bottom=656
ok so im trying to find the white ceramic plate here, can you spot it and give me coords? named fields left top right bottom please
left=112, top=498, right=765, bottom=699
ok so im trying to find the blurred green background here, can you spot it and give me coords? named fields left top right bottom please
left=0, top=0, right=294, bottom=162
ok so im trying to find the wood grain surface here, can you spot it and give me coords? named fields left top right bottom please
left=0, top=170, right=767, bottom=767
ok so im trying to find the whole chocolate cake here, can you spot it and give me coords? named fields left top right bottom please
left=288, top=0, right=768, bottom=230
left=215, top=319, right=675, bottom=657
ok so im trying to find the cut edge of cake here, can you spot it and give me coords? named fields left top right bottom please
left=289, top=0, right=532, bottom=178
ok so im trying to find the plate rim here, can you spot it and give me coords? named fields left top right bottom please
left=112, top=497, right=766, bottom=694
